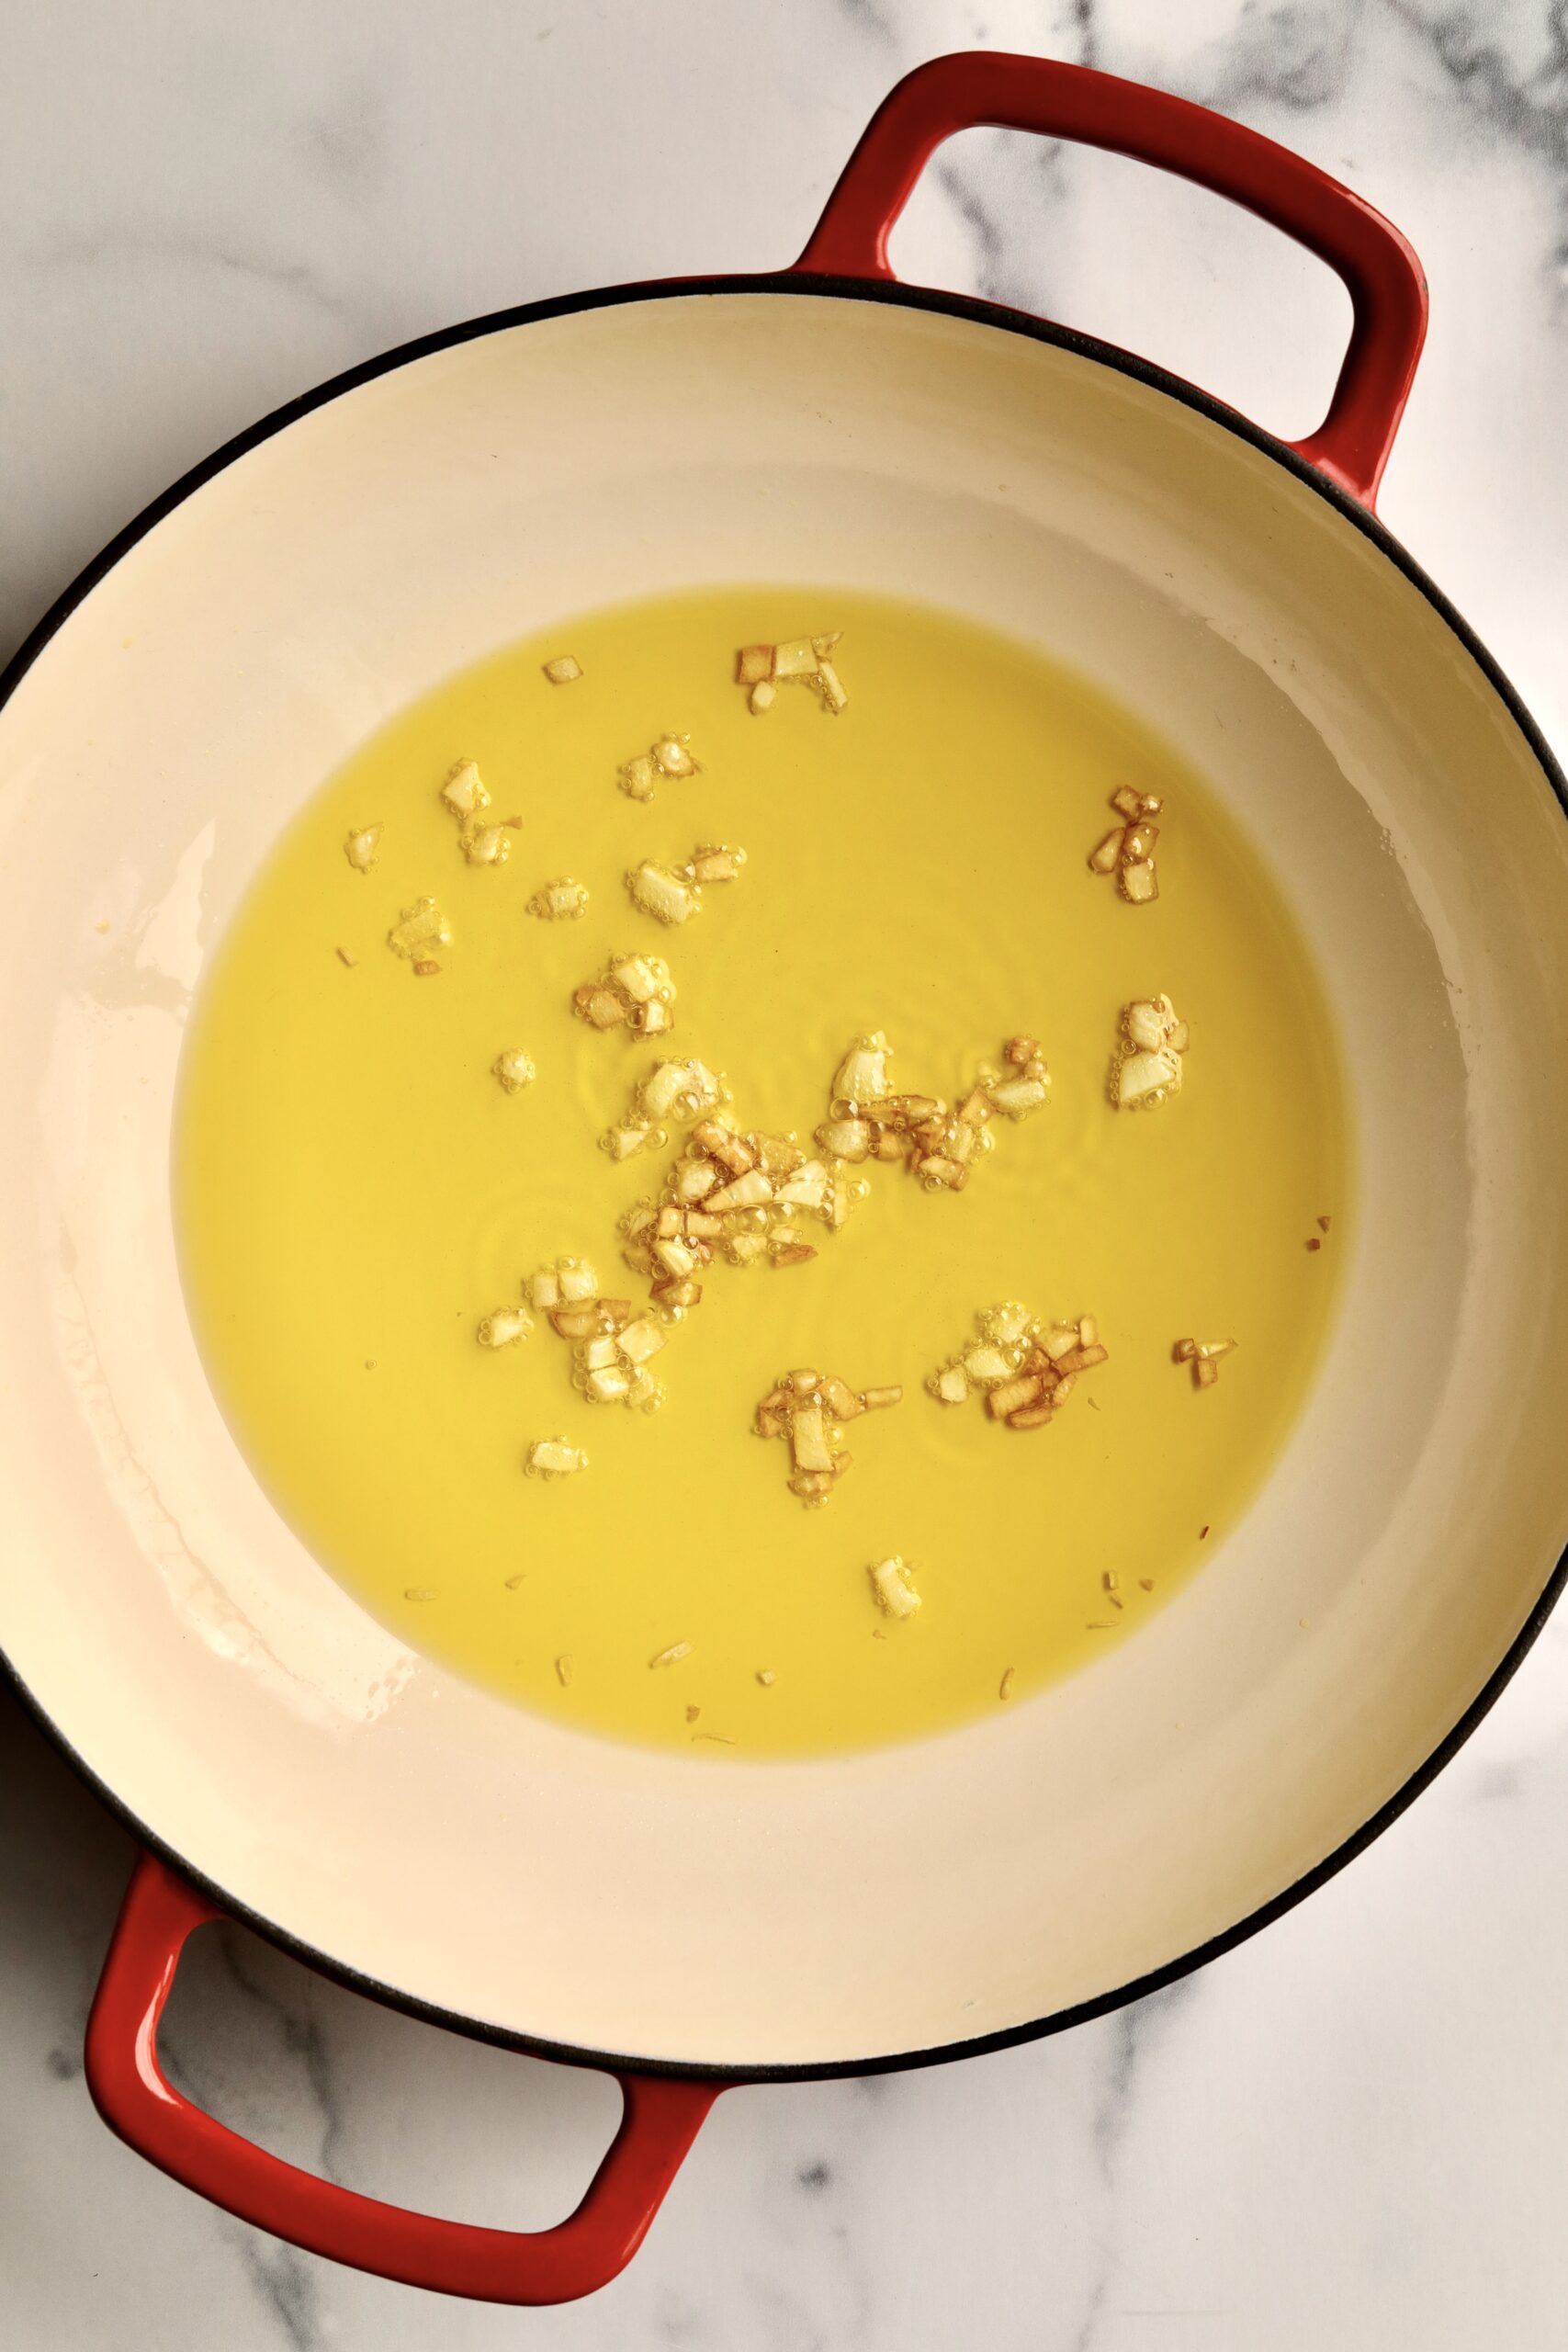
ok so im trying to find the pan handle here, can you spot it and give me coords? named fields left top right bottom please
left=84, top=1852, right=721, bottom=2305
left=794, top=51, right=1427, bottom=508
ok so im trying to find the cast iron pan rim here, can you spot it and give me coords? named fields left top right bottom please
left=4, top=268, right=1566, bottom=2086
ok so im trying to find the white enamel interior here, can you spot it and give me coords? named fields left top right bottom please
left=3, top=291, right=1567, bottom=2071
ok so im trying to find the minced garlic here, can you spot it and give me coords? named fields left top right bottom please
left=619, top=1113, right=865, bottom=1307
left=573, top=950, right=677, bottom=1036
left=542, top=654, right=582, bottom=684
left=387, top=897, right=450, bottom=966
left=344, top=822, right=382, bottom=873
left=477, top=1306, right=531, bottom=1349
left=818, top=1032, right=1048, bottom=1190
left=625, top=843, right=746, bottom=927
left=527, top=1257, right=669, bottom=1411
left=525, top=1437, right=587, bottom=1479
left=526, top=877, right=590, bottom=921
left=754, top=1368, right=901, bottom=1506
left=600, top=1057, right=725, bottom=1160
left=493, top=1049, right=536, bottom=1094
left=928, top=1302, right=1108, bottom=1429
left=1111, top=995, right=1188, bottom=1109
left=1089, top=785, right=1165, bottom=904
left=618, top=734, right=701, bottom=799
left=735, top=632, right=847, bottom=717
left=438, top=759, right=517, bottom=865
left=868, top=1555, right=920, bottom=1619
left=1173, top=1335, right=1237, bottom=1390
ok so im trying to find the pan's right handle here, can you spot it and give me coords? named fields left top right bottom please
left=795, top=51, right=1428, bottom=509
left=85, top=1852, right=721, bottom=2306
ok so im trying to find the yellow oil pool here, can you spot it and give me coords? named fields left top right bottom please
left=175, top=587, right=1348, bottom=1758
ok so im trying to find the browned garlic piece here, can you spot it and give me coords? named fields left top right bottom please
left=493, top=1049, right=536, bottom=1094
left=868, top=1555, right=921, bottom=1619
left=344, top=822, right=382, bottom=873
left=1173, top=1335, right=1238, bottom=1390
left=754, top=1367, right=901, bottom=1507
left=525, top=1437, right=588, bottom=1479
left=541, top=654, right=582, bottom=684
left=601, top=1057, right=725, bottom=1162
left=625, top=842, right=746, bottom=927
left=1111, top=995, right=1189, bottom=1110
left=818, top=1033, right=1048, bottom=1190
left=1089, top=784, right=1165, bottom=905
left=928, top=1303, right=1108, bottom=1429
left=526, top=877, right=590, bottom=921
left=618, top=734, right=701, bottom=801
left=438, top=759, right=517, bottom=866
left=735, top=632, right=846, bottom=716
left=387, top=897, right=451, bottom=967
left=572, top=950, right=677, bottom=1036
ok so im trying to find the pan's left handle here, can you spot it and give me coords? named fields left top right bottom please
left=85, top=1852, right=722, bottom=2306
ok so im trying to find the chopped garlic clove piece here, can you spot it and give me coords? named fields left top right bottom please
left=478, top=1307, right=531, bottom=1349
left=789, top=1402, right=834, bottom=1475
left=748, top=681, right=776, bottom=715
left=1088, top=828, right=1124, bottom=875
left=775, top=1159, right=829, bottom=1210
left=619, top=753, right=658, bottom=801
left=651, top=736, right=699, bottom=779
left=626, top=861, right=700, bottom=925
left=461, top=823, right=510, bottom=866
left=1120, top=859, right=1158, bottom=905
left=618, top=1317, right=665, bottom=1366
left=736, top=645, right=773, bottom=685
left=525, top=1438, right=587, bottom=1479
left=987, top=1075, right=1049, bottom=1119
left=817, top=1117, right=871, bottom=1161
left=542, top=654, right=582, bottom=684
left=706, top=1168, right=773, bottom=1214
left=963, top=1345, right=1015, bottom=1386
left=387, top=898, right=451, bottom=963
left=686, top=845, right=745, bottom=885
left=1124, top=999, right=1172, bottom=1053
left=869, top=1556, right=921, bottom=1619
left=558, top=1260, right=599, bottom=1305
left=1115, top=1046, right=1182, bottom=1108
left=773, top=638, right=818, bottom=678
left=815, top=659, right=848, bottom=715
left=527, top=876, right=590, bottom=921
left=833, top=1033, right=891, bottom=1108
left=930, top=1365, right=970, bottom=1405
left=493, top=1049, right=536, bottom=1093
left=637, top=1057, right=722, bottom=1124
left=441, top=760, right=489, bottom=819
left=611, top=953, right=670, bottom=1005
left=344, top=822, right=382, bottom=873
left=603, top=1124, right=655, bottom=1161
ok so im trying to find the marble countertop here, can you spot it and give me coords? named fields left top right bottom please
left=5, top=3, right=1568, bottom=2345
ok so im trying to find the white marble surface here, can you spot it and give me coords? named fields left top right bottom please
left=5, top=2, right=1568, bottom=2344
